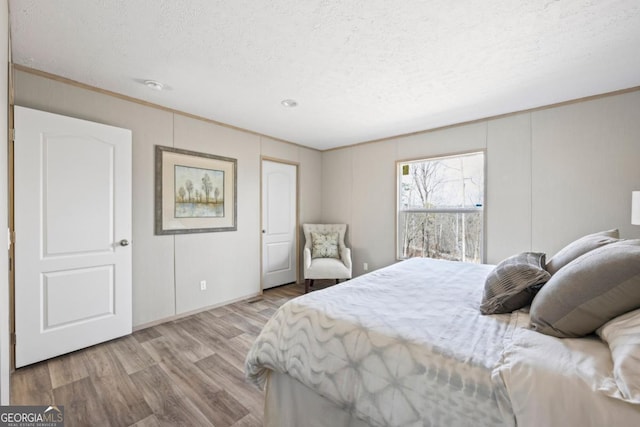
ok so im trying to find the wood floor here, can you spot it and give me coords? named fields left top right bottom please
left=11, top=283, right=305, bottom=427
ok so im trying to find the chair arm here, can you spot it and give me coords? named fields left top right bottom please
left=303, top=247, right=312, bottom=270
left=341, top=247, right=352, bottom=271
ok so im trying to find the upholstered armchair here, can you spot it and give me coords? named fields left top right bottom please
left=302, top=224, right=352, bottom=293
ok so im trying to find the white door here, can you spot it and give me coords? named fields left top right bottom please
left=14, top=106, right=132, bottom=368
left=262, top=160, right=297, bottom=289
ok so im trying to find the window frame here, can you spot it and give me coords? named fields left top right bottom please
left=395, top=150, right=486, bottom=263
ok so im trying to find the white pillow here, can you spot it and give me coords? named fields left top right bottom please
left=596, top=308, right=640, bottom=404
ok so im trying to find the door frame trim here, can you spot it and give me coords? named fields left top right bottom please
left=260, top=157, right=300, bottom=292
left=6, top=56, right=16, bottom=391
left=8, top=78, right=15, bottom=372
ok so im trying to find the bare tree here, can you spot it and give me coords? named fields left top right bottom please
left=201, top=174, right=213, bottom=202
left=405, top=162, right=445, bottom=257
left=214, top=187, right=220, bottom=203
left=412, top=162, right=443, bottom=207
left=177, top=187, right=186, bottom=202
left=185, top=179, right=194, bottom=202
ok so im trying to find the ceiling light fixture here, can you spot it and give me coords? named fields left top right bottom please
left=281, top=99, right=298, bottom=108
left=144, top=80, right=164, bottom=91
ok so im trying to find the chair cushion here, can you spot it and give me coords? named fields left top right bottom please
left=311, top=232, right=340, bottom=259
left=306, top=257, right=352, bottom=279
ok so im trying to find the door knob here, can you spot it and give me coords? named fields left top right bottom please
left=120, top=239, right=130, bottom=246
left=262, top=230, right=266, bottom=234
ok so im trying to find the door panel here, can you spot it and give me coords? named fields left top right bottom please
left=262, top=160, right=297, bottom=289
left=43, top=265, right=114, bottom=330
left=267, top=173, right=292, bottom=234
left=266, top=242, right=292, bottom=272
left=44, top=135, right=114, bottom=255
left=14, top=106, right=132, bottom=367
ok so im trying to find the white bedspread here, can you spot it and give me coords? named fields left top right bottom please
left=246, top=257, right=640, bottom=426
left=246, top=258, right=517, bottom=427
left=498, top=310, right=640, bottom=427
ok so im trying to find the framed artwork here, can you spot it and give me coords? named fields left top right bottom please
left=155, top=145, right=237, bottom=234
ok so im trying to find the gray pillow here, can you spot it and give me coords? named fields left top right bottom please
left=530, top=239, right=640, bottom=338
left=480, top=252, right=551, bottom=315
left=546, top=229, right=619, bottom=275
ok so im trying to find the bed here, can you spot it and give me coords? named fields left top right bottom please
left=245, top=256, right=640, bottom=427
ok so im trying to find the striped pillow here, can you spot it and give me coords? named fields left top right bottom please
left=480, top=252, right=551, bottom=315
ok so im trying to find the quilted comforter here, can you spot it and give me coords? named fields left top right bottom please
left=245, top=258, right=517, bottom=427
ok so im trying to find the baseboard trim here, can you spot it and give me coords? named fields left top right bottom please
left=132, top=291, right=263, bottom=332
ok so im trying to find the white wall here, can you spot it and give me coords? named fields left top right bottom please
left=10, top=68, right=640, bottom=329
left=0, top=0, right=10, bottom=405
left=531, top=93, right=640, bottom=254
left=13, top=70, right=322, bottom=327
left=486, top=114, right=532, bottom=261
left=322, top=90, right=640, bottom=275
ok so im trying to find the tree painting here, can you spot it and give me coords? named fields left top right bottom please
left=174, top=165, right=224, bottom=218
left=185, top=179, right=193, bottom=201
left=178, top=187, right=186, bottom=202
left=201, top=173, right=213, bottom=202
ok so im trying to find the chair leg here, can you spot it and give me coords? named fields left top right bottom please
left=305, top=279, right=314, bottom=293
left=335, top=279, right=340, bottom=285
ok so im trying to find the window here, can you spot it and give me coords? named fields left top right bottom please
left=397, top=152, right=485, bottom=263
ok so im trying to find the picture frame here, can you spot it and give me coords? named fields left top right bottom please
left=155, top=145, right=237, bottom=234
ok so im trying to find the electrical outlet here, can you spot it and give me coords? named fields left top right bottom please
left=363, top=263, right=369, bottom=271
left=200, top=280, right=207, bottom=291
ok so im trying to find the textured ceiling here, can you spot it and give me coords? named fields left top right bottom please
left=9, top=0, right=640, bottom=150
